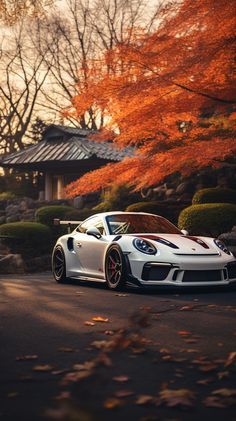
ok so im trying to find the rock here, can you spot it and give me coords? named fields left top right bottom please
left=5, top=204, right=21, bottom=216
left=0, top=200, right=7, bottom=210
left=0, top=216, right=6, bottom=224
left=6, top=215, right=20, bottom=223
left=176, top=181, right=194, bottom=195
left=20, top=210, right=35, bottom=221
left=25, top=255, right=51, bottom=272
left=19, top=200, right=28, bottom=212
left=73, top=196, right=84, bottom=209
left=0, top=253, right=25, bottom=274
left=165, top=188, right=175, bottom=198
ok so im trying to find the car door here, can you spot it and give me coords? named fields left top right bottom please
left=74, top=216, right=109, bottom=279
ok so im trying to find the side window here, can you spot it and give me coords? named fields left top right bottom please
left=94, top=220, right=105, bottom=235
left=76, top=217, right=105, bottom=235
left=76, top=219, right=93, bottom=233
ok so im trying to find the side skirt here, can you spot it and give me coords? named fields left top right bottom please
left=70, top=275, right=106, bottom=283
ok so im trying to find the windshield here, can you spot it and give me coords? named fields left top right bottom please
left=106, top=214, right=181, bottom=235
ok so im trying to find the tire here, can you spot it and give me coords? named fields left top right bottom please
left=52, top=245, right=67, bottom=283
left=105, top=244, right=127, bottom=290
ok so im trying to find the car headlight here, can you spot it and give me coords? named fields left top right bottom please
left=133, top=238, right=157, bottom=255
left=214, top=239, right=231, bottom=255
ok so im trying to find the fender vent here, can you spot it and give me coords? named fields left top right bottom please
left=67, top=237, right=74, bottom=252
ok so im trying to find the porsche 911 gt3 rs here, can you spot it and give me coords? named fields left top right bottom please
left=52, top=211, right=236, bottom=289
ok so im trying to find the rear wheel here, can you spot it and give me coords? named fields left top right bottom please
left=52, top=245, right=67, bottom=283
left=105, top=244, right=127, bottom=290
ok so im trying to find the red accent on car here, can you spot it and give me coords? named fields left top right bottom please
left=185, top=236, right=209, bottom=249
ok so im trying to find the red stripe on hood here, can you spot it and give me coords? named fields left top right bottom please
left=185, top=236, right=209, bottom=249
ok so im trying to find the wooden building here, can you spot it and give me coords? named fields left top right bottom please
left=0, top=125, right=133, bottom=200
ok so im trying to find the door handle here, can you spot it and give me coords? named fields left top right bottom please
left=77, top=242, right=82, bottom=247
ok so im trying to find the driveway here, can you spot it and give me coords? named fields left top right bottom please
left=0, top=273, right=236, bottom=420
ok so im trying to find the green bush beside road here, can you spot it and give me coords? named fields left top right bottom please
left=0, top=222, right=52, bottom=257
left=192, top=187, right=236, bottom=205
left=178, top=203, right=236, bottom=236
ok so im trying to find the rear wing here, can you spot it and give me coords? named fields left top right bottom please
left=54, top=219, right=82, bottom=233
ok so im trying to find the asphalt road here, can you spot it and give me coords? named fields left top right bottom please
left=0, top=273, right=236, bottom=421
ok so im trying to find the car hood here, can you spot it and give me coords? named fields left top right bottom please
left=130, top=234, right=219, bottom=255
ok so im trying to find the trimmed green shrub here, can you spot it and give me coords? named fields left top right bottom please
left=126, top=201, right=166, bottom=214
left=192, top=187, right=236, bottom=205
left=0, top=222, right=52, bottom=257
left=178, top=203, right=236, bottom=236
left=35, top=205, right=75, bottom=227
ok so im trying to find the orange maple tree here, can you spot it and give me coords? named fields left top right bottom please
left=65, top=0, right=236, bottom=197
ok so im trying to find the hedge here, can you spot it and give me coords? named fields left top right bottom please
left=192, top=187, right=236, bottom=205
left=0, top=222, right=52, bottom=257
left=178, top=203, right=236, bottom=236
left=35, top=205, right=75, bottom=227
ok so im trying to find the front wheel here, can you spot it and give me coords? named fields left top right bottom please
left=52, top=245, right=67, bottom=283
left=105, top=244, right=127, bottom=290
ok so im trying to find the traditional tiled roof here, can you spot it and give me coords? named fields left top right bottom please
left=0, top=126, right=133, bottom=169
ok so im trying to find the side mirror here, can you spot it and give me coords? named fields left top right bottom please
left=181, top=229, right=189, bottom=236
left=86, top=227, right=102, bottom=239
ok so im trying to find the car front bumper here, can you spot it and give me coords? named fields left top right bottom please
left=127, top=253, right=236, bottom=287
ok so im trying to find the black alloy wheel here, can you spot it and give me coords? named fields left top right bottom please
left=52, top=245, right=67, bottom=283
left=105, top=244, right=126, bottom=290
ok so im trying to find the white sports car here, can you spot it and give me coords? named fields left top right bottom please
left=52, top=211, right=236, bottom=289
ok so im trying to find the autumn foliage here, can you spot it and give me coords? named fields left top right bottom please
left=65, top=0, right=236, bottom=197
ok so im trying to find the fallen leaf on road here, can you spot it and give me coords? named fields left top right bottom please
left=112, top=375, right=129, bottom=383
left=91, top=340, right=111, bottom=350
left=160, top=348, right=171, bottom=353
left=92, top=316, right=109, bottom=322
left=212, top=389, right=236, bottom=397
left=52, top=370, right=66, bottom=376
left=197, top=377, right=215, bottom=385
left=58, top=347, right=76, bottom=353
left=178, top=331, right=191, bottom=336
left=114, top=389, right=134, bottom=398
left=159, top=388, right=195, bottom=407
left=180, top=348, right=199, bottom=353
left=224, top=351, right=236, bottom=367
left=199, top=364, right=218, bottom=372
left=203, top=396, right=227, bottom=408
left=104, top=398, right=123, bottom=409
left=33, top=364, right=54, bottom=372
left=104, top=330, right=114, bottom=335
left=135, top=395, right=155, bottom=405
left=73, top=361, right=95, bottom=371
left=203, top=389, right=236, bottom=408
left=132, top=347, right=147, bottom=354
left=184, top=338, right=198, bottom=344
left=179, top=306, right=194, bottom=311
left=84, top=321, right=95, bottom=326
left=191, top=357, right=209, bottom=364
left=16, top=355, right=38, bottom=361
left=62, top=370, right=93, bottom=385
